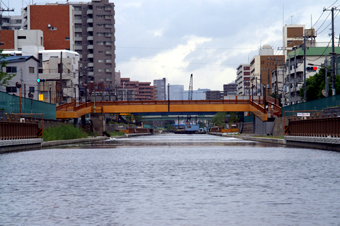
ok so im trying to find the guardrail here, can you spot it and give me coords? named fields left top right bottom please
left=289, top=114, right=340, bottom=137
left=0, top=121, right=39, bottom=140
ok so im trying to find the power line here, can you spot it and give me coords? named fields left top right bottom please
left=328, top=0, right=338, bottom=8
left=308, top=38, right=332, bottom=62
left=116, top=59, right=239, bottom=66
left=317, top=10, right=340, bottom=34
left=316, top=11, right=331, bottom=32
left=116, top=46, right=259, bottom=50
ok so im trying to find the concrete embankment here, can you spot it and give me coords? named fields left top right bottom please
left=0, top=136, right=109, bottom=154
left=0, top=138, right=43, bottom=154
left=285, top=136, right=340, bottom=152
left=208, top=132, right=340, bottom=152
left=42, top=136, right=109, bottom=148
left=213, top=133, right=286, bottom=145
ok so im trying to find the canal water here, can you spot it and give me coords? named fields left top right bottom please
left=1, top=134, right=340, bottom=225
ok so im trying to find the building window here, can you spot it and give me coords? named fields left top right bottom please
left=97, top=32, right=104, bottom=36
left=98, top=60, right=104, bottom=63
left=97, top=15, right=104, bottom=19
left=105, top=33, right=112, bottom=37
left=105, top=50, right=111, bottom=54
left=106, top=68, right=111, bottom=72
left=100, top=78, right=104, bottom=81
left=106, top=77, right=111, bottom=81
left=96, top=6, right=104, bottom=10
left=106, top=59, right=111, bottom=63
left=48, top=27, right=57, bottom=30
left=29, top=67, right=34, bottom=73
left=105, top=6, right=112, bottom=10
left=97, top=24, right=104, bottom=27
left=15, top=19, right=22, bottom=23
left=65, top=37, right=70, bottom=40
left=97, top=41, right=104, bottom=45
left=98, top=69, right=104, bottom=72
left=18, top=36, right=26, bottom=39
left=98, top=51, right=103, bottom=53
left=105, top=15, right=111, bottom=19
left=6, top=67, right=17, bottom=73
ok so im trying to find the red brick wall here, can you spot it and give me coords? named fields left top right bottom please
left=30, top=5, right=70, bottom=50
left=0, top=30, right=15, bottom=50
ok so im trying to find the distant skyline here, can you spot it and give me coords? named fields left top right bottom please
left=8, top=0, right=340, bottom=90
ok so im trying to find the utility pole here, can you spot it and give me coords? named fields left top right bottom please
left=303, top=37, right=307, bottom=101
left=325, top=55, right=329, bottom=97
left=294, top=47, right=297, bottom=104
left=288, top=57, right=291, bottom=105
left=324, top=6, right=340, bottom=95
left=59, top=51, right=63, bottom=105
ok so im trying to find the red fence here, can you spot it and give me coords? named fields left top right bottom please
left=0, top=121, right=39, bottom=140
left=289, top=116, right=340, bottom=137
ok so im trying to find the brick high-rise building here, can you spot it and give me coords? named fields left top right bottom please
left=118, top=78, right=156, bottom=101
left=22, top=4, right=75, bottom=51
left=22, top=0, right=116, bottom=101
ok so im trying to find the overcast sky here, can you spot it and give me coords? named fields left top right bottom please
left=9, top=0, right=340, bottom=90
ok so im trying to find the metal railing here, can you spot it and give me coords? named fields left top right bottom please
left=288, top=114, right=340, bottom=137
left=0, top=121, right=39, bottom=140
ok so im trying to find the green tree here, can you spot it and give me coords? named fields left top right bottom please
left=227, top=112, right=240, bottom=123
left=212, top=112, right=227, bottom=127
left=299, top=67, right=340, bottom=101
left=0, top=49, right=16, bottom=86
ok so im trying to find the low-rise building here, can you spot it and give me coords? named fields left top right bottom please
left=1, top=55, right=40, bottom=100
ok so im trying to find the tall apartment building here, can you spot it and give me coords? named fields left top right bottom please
left=153, top=78, right=166, bottom=100
left=283, top=25, right=305, bottom=59
left=117, top=78, right=156, bottom=101
left=206, top=90, right=223, bottom=100
left=223, top=82, right=237, bottom=96
left=21, top=0, right=116, bottom=101
left=0, top=15, right=22, bottom=30
left=71, top=0, right=115, bottom=95
left=249, top=45, right=284, bottom=95
left=22, top=4, right=75, bottom=51
left=236, top=64, right=250, bottom=95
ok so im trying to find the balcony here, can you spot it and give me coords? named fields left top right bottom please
left=88, top=71, right=94, bottom=76
left=74, top=10, right=82, bottom=15
left=87, top=18, right=93, bottom=23
left=87, top=10, right=93, bottom=14
left=87, top=27, right=93, bottom=32
left=75, top=36, right=82, bottom=41
left=75, top=45, right=83, bottom=50
left=87, top=36, right=93, bottom=41
left=87, top=45, right=94, bottom=49
left=87, top=62, right=94, bottom=67
left=75, top=28, right=82, bottom=32
left=87, top=54, right=94, bottom=58
left=74, top=19, right=82, bottom=24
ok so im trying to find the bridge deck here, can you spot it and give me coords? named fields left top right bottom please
left=57, top=99, right=281, bottom=122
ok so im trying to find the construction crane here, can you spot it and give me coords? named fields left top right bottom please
left=188, top=74, right=193, bottom=100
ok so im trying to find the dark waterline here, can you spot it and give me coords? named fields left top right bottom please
left=1, top=134, right=340, bottom=225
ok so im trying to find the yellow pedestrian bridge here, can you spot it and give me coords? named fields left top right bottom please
left=56, top=96, right=281, bottom=122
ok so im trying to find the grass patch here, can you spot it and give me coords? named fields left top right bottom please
left=108, top=131, right=125, bottom=137
left=43, top=124, right=88, bottom=142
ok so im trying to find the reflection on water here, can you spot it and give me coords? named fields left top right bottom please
left=1, top=134, right=340, bottom=225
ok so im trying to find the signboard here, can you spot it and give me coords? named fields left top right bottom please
left=39, top=94, right=43, bottom=101
left=297, top=113, right=310, bottom=117
left=322, top=90, right=327, bottom=97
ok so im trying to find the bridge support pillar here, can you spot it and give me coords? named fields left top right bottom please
left=91, top=113, right=105, bottom=135
left=73, top=118, right=79, bottom=128
left=81, top=115, right=86, bottom=126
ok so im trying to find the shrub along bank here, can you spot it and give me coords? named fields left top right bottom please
left=43, top=124, right=88, bottom=142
